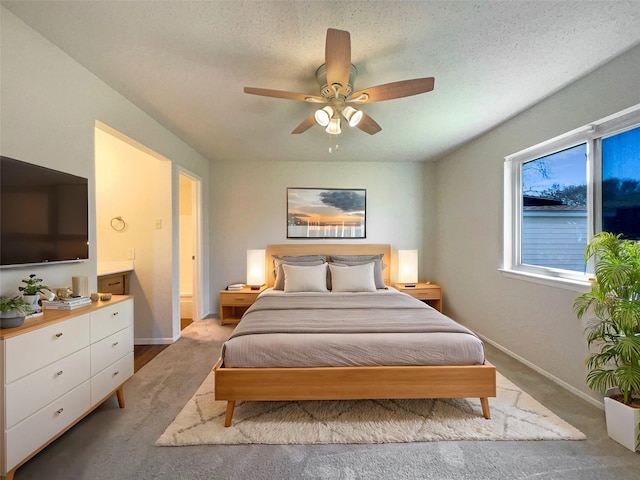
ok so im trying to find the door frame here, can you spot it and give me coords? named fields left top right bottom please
left=177, top=167, right=203, bottom=330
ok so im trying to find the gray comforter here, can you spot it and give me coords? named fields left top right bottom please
left=231, top=291, right=477, bottom=337
left=221, top=289, right=485, bottom=368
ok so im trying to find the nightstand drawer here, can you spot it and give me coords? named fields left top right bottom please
left=219, top=285, right=266, bottom=325
left=220, top=293, right=260, bottom=306
left=395, top=283, right=442, bottom=312
left=408, top=288, right=441, bottom=300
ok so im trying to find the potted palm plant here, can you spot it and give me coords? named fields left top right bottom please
left=18, top=274, right=50, bottom=312
left=574, top=232, right=640, bottom=451
left=0, top=296, right=32, bottom=329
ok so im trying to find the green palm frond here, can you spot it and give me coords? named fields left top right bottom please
left=576, top=232, right=640, bottom=404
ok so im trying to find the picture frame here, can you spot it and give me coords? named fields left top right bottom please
left=287, top=188, right=366, bottom=239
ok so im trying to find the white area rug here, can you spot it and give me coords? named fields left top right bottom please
left=156, top=370, right=585, bottom=446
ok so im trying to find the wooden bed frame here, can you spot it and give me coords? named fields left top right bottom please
left=214, top=244, right=496, bottom=427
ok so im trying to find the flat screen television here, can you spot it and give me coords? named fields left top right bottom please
left=1, top=156, right=89, bottom=268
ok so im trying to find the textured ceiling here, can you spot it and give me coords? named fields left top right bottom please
left=4, top=1, right=640, bottom=163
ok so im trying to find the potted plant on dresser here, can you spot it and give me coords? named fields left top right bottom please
left=18, top=273, right=50, bottom=312
left=0, top=296, right=32, bottom=329
left=574, top=232, right=640, bottom=451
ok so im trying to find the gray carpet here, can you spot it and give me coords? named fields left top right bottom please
left=14, top=319, right=640, bottom=480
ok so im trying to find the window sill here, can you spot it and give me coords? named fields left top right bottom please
left=498, top=268, right=591, bottom=293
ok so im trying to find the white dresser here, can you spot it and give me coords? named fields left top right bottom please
left=0, top=296, right=134, bottom=480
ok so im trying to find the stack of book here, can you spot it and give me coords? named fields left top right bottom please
left=41, top=297, right=92, bottom=310
left=226, top=283, right=245, bottom=291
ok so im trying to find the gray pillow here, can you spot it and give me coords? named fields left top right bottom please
left=329, top=258, right=387, bottom=289
left=330, top=254, right=384, bottom=263
left=272, top=255, right=326, bottom=290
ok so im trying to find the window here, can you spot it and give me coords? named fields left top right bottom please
left=503, top=105, right=640, bottom=286
left=602, top=125, right=640, bottom=239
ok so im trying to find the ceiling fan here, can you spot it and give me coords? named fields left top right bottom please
left=244, top=28, right=435, bottom=135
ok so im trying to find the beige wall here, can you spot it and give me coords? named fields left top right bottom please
left=433, top=44, right=640, bottom=405
left=179, top=175, right=195, bottom=296
left=0, top=8, right=210, bottom=343
left=95, top=128, right=174, bottom=343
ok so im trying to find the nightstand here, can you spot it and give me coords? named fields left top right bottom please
left=219, top=285, right=266, bottom=325
left=395, top=283, right=442, bottom=312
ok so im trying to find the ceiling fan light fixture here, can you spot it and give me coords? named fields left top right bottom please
left=326, top=117, right=341, bottom=135
left=342, top=106, right=363, bottom=127
left=314, top=106, right=334, bottom=127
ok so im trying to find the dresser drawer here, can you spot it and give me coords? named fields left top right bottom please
left=5, top=347, right=91, bottom=429
left=5, top=380, right=91, bottom=472
left=90, top=299, right=133, bottom=343
left=5, top=314, right=90, bottom=384
left=91, top=352, right=134, bottom=405
left=91, top=327, right=133, bottom=376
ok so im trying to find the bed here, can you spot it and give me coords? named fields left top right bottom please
left=214, top=244, right=496, bottom=427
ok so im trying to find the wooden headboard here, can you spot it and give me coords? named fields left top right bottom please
left=265, top=244, right=391, bottom=288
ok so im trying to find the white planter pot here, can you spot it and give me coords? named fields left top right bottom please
left=22, top=294, right=40, bottom=312
left=604, top=389, right=640, bottom=452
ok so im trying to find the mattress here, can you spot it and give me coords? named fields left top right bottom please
left=221, top=288, right=486, bottom=368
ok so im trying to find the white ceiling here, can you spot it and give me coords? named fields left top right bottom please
left=4, top=1, right=640, bottom=163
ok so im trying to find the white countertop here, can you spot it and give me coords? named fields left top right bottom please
left=97, top=261, right=134, bottom=276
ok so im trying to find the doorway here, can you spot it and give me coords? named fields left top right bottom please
left=95, top=121, right=203, bottom=344
left=179, top=170, right=202, bottom=330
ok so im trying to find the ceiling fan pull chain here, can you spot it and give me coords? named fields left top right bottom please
left=328, top=135, right=339, bottom=154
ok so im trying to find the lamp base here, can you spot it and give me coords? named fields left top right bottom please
left=403, top=284, right=416, bottom=288
left=249, top=284, right=264, bottom=290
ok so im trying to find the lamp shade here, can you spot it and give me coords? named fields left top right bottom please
left=398, top=249, right=418, bottom=285
left=247, top=249, right=265, bottom=288
left=314, top=106, right=334, bottom=127
left=326, top=117, right=341, bottom=135
left=342, top=106, right=363, bottom=127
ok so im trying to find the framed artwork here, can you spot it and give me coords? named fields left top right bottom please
left=287, top=188, right=366, bottom=239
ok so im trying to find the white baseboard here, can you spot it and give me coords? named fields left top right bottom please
left=134, top=337, right=175, bottom=345
left=479, top=333, right=604, bottom=410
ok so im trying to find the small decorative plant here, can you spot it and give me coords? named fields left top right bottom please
left=19, top=274, right=50, bottom=296
left=0, top=296, right=32, bottom=315
left=573, top=232, right=640, bottom=407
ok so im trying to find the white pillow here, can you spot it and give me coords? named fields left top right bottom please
left=329, top=262, right=377, bottom=292
left=282, top=263, right=329, bottom=292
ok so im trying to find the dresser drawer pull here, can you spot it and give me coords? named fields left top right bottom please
left=55, top=332, right=63, bottom=338
left=56, top=408, right=64, bottom=415
left=56, top=370, right=64, bottom=376
left=108, top=281, right=122, bottom=286
left=113, top=370, right=120, bottom=376
left=112, top=312, right=119, bottom=317
left=112, top=341, right=119, bottom=347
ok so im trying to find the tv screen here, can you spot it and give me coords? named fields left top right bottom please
left=1, top=156, right=89, bottom=268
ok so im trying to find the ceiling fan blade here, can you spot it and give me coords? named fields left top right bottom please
left=350, top=77, right=435, bottom=103
left=291, top=113, right=317, bottom=134
left=356, top=112, right=382, bottom=135
left=325, top=28, right=351, bottom=97
left=244, top=87, right=323, bottom=103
